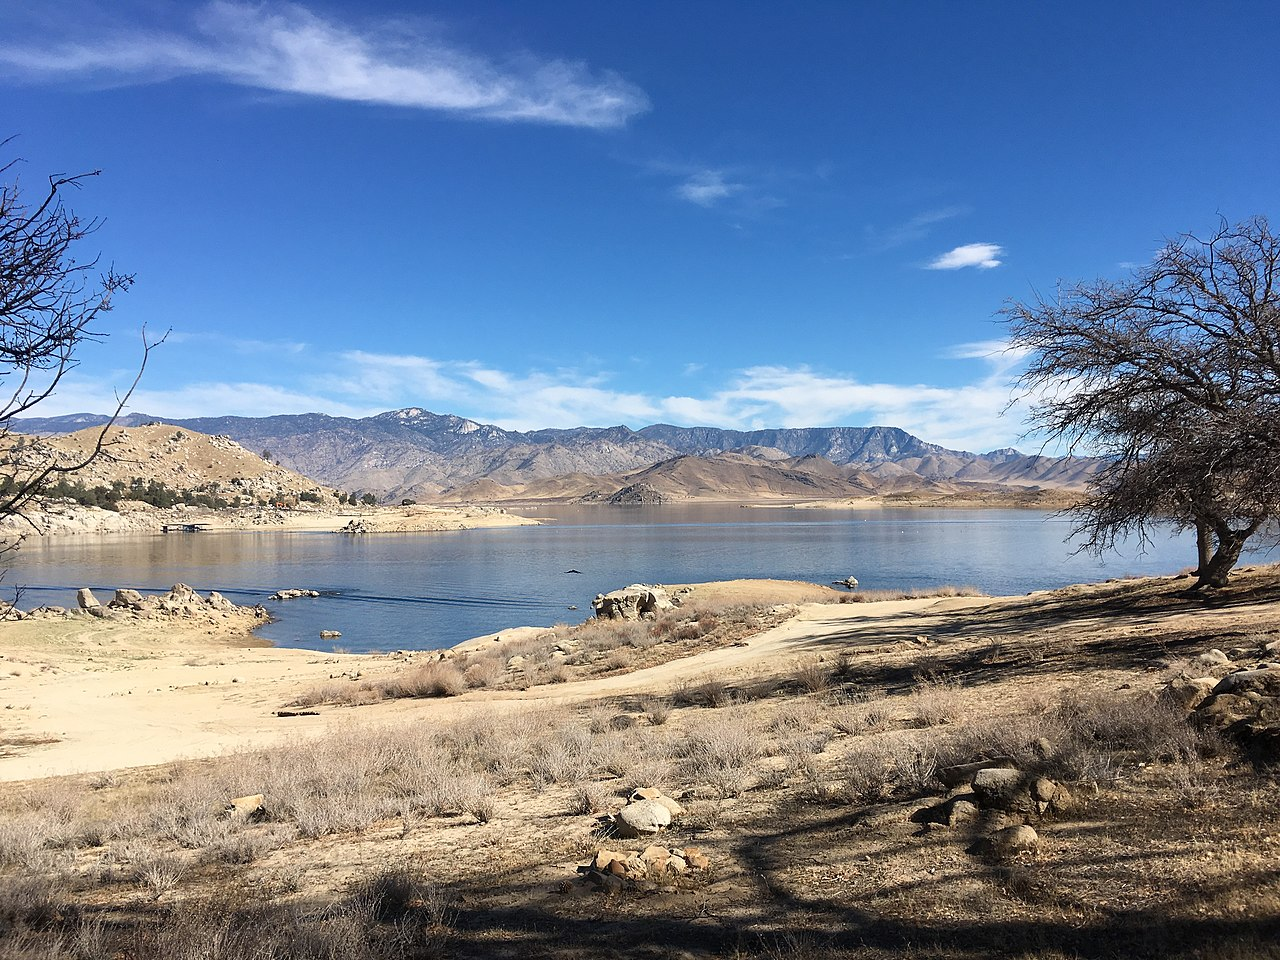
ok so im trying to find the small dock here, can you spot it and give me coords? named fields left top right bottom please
left=161, top=523, right=209, bottom=533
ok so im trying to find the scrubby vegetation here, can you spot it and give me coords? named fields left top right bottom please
left=4, top=574, right=1279, bottom=958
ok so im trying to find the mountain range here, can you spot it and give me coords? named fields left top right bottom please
left=9, top=408, right=1102, bottom=503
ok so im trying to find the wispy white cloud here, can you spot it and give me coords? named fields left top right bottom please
left=944, top=338, right=1031, bottom=371
left=927, top=242, right=1003, bottom=270
left=867, top=206, right=969, bottom=251
left=0, top=1, right=648, bottom=128
left=38, top=375, right=372, bottom=421
left=675, top=170, right=743, bottom=207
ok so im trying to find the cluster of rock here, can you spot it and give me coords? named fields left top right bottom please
left=338, top=519, right=372, bottom=534
left=579, top=843, right=710, bottom=892
left=1162, top=637, right=1280, bottom=765
left=592, top=584, right=679, bottom=621
left=270, top=588, right=320, bottom=600
left=575, top=787, right=708, bottom=892
left=13, top=583, right=267, bottom=624
left=914, top=760, right=1072, bottom=861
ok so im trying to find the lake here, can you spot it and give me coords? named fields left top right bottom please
left=9, top=504, right=1198, bottom=653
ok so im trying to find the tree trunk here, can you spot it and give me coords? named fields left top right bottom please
left=1194, top=519, right=1212, bottom=577
left=1194, top=531, right=1248, bottom=589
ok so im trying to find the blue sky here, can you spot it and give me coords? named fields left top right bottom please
left=2, top=1, right=1277, bottom=452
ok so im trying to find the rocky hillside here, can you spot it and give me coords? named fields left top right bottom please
left=12, top=408, right=1105, bottom=503
left=4, top=424, right=336, bottom=506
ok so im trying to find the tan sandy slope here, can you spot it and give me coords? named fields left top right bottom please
left=2, top=572, right=1274, bottom=782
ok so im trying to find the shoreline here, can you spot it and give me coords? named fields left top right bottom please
left=2, top=501, right=541, bottom=539
left=3, top=567, right=1262, bottom=783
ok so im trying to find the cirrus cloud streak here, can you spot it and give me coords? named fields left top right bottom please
left=0, top=1, right=649, bottom=129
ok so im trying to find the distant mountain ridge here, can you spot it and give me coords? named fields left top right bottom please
left=10, top=408, right=1102, bottom=502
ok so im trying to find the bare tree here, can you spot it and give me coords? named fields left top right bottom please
left=1, top=138, right=157, bottom=559
left=1005, top=216, right=1280, bottom=588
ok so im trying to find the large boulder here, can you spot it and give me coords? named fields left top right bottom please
left=614, top=799, right=673, bottom=837
left=592, top=585, right=675, bottom=621
left=1161, top=676, right=1220, bottom=711
left=984, top=824, right=1039, bottom=860
left=76, top=588, right=101, bottom=610
left=971, top=768, right=1030, bottom=811
left=1212, top=667, right=1280, bottom=697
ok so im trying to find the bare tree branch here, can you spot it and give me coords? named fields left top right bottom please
left=1004, top=216, right=1280, bottom=588
left=1, top=140, right=154, bottom=560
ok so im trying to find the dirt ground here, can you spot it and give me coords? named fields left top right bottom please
left=1, top=570, right=1278, bottom=958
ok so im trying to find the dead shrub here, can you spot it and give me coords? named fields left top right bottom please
left=676, top=712, right=763, bottom=796
left=673, top=678, right=731, bottom=708
left=640, top=697, right=672, bottom=725
left=377, top=661, right=466, bottom=699
left=463, top=657, right=505, bottom=689
left=794, top=660, right=832, bottom=694
left=571, top=782, right=612, bottom=815
left=908, top=680, right=966, bottom=727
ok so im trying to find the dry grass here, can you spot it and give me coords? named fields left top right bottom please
left=6, top=572, right=1280, bottom=959
left=837, top=583, right=987, bottom=603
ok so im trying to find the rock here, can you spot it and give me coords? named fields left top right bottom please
left=592, top=585, right=675, bottom=621
left=593, top=848, right=627, bottom=871
left=1195, top=693, right=1261, bottom=727
left=1196, top=649, right=1231, bottom=667
left=938, top=757, right=1017, bottom=788
left=833, top=576, right=859, bottom=589
left=682, top=846, right=710, bottom=870
left=111, top=588, right=145, bottom=609
left=615, top=799, right=672, bottom=837
left=319, top=630, right=342, bottom=639
left=1264, top=640, right=1280, bottom=656
left=76, top=587, right=101, bottom=610
left=270, top=589, right=320, bottom=601
left=985, top=824, right=1039, bottom=859
left=639, top=845, right=670, bottom=865
left=1212, top=667, right=1280, bottom=697
left=1030, top=778, right=1057, bottom=803
left=971, top=768, right=1028, bottom=810
left=947, top=799, right=981, bottom=827
left=629, top=787, right=684, bottom=816
left=165, top=583, right=201, bottom=604
left=227, top=793, right=265, bottom=819
left=1161, top=676, right=1219, bottom=711
left=206, top=591, right=237, bottom=611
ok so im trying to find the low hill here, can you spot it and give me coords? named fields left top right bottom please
left=4, top=423, right=336, bottom=507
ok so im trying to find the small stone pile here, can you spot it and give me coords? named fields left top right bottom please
left=578, top=843, right=711, bottom=892
left=915, top=761, right=1072, bottom=860
left=1163, top=637, right=1280, bottom=766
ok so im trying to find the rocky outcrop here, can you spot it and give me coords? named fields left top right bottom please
left=20, top=583, right=268, bottom=627
left=913, top=765, right=1071, bottom=861
left=1192, top=655, right=1280, bottom=765
left=270, top=589, right=320, bottom=600
left=592, top=584, right=677, bottom=621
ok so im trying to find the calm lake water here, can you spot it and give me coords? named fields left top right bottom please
left=11, top=505, right=1198, bottom=653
